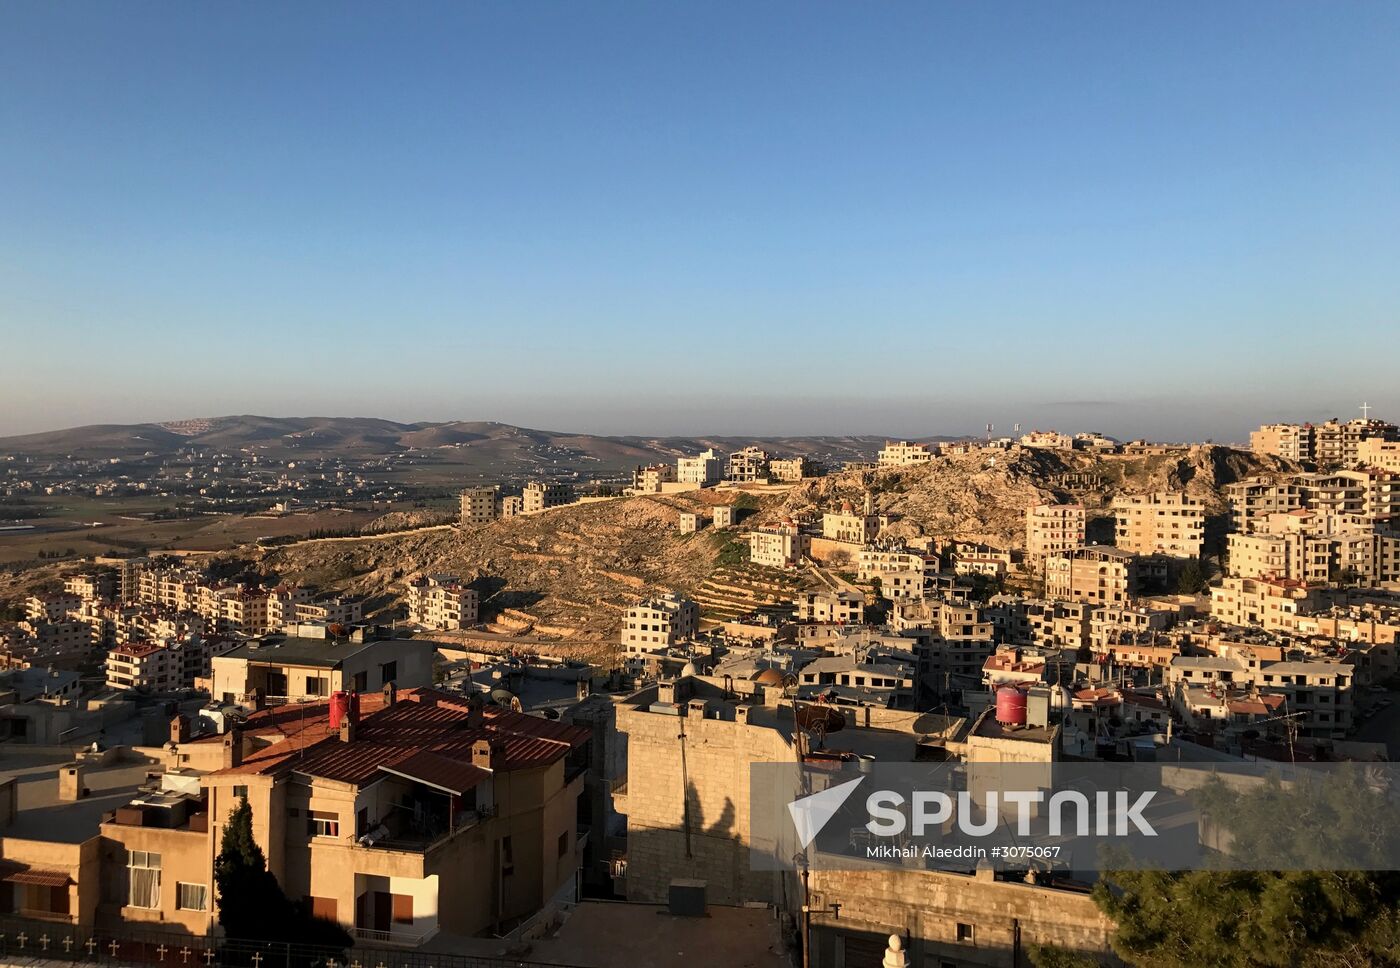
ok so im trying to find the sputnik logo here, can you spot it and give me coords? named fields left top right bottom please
left=787, top=776, right=865, bottom=849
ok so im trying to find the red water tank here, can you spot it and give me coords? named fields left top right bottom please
left=329, top=691, right=351, bottom=729
left=995, top=686, right=1028, bottom=726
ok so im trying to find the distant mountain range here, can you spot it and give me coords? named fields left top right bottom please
left=0, top=415, right=950, bottom=469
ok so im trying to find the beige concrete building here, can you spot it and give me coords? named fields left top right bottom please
left=523, top=481, right=571, bottom=513
left=1225, top=477, right=1305, bottom=533
left=1209, top=577, right=1320, bottom=631
left=1045, top=546, right=1138, bottom=605
left=621, top=594, right=699, bottom=657
left=712, top=505, right=737, bottom=528
left=858, top=548, right=938, bottom=601
left=797, top=589, right=866, bottom=624
left=877, top=440, right=935, bottom=466
left=458, top=486, right=499, bottom=527
left=1019, top=430, right=1073, bottom=450
left=1025, top=503, right=1086, bottom=559
left=613, top=677, right=1113, bottom=966
left=499, top=494, right=524, bottom=518
left=726, top=446, right=769, bottom=482
left=767, top=457, right=811, bottom=482
left=1358, top=437, right=1400, bottom=473
left=1112, top=491, right=1204, bottom=558
left=1167, top=654, right=1354, bottom=738
left=1250, top=422, right=1315, bottom=462
left=748, top=521, right=808, bottom=569
left=209, top=630, right=434, bottom=706
left=630, top=464, right=675, bottom=493
left=677, top=449, right=722, bottom=486
left=677, top=511, right=699, bottom=535
left=405, top=574, right=479, bottom=630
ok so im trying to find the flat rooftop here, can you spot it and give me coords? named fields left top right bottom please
left=419, top=901, right=787, bottom=968
left=0, top=750, right=156, bottom=843
left=221, top=634, right=407, bottom=668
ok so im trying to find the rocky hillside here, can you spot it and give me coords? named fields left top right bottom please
left=244, top=493, right=731, bottom=648
left=772, top=444, right=1297, bottom=548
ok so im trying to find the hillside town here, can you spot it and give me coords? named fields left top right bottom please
left=0, top=411, right=1397, bottom=966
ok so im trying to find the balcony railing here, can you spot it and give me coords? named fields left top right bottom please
left=352, top=925, right=437, bottom=947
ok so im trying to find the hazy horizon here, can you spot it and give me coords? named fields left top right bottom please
left=4, top=3, right=1398, bottom=441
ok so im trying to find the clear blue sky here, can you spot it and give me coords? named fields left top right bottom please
left=3, top=2, right=1398, bottom=441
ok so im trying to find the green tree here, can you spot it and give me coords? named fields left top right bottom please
left=214, top=797, right=353, bottom=949
left=1176, top=558, right=1207, bottom=595
left=1094, top=770, right=1400, bottom=967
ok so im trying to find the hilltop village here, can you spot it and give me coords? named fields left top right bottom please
left=1, top=413, right=1399, bottom=966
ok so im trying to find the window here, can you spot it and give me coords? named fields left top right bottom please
left=308, top=811, right=340, bottom=838
left=305, top=675, right=328, bottom=697
left=128, top=850, right=161, bottom=909
left=392, top=894, right=414, bottom=924
left=501, top=836, right=515, bottom=875
left=956, top=922, right=975, bottom=943
left=176, top=882, right=208, bottom=912
left=379, top=661, right=397, bottom=686
left=232, top=785, right=248, bottom=800
left=558, top=831, right=569, bottom=858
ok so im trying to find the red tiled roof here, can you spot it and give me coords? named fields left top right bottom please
left=0, top=866, right=73, bottom=887
left=214, top=688, right=588, bottom=783
left=378, top=750, right=490, bottom=795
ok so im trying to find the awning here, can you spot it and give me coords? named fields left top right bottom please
left=1, top=867, right=73, bottom=887
left=377, top=750, right=490, bottom=797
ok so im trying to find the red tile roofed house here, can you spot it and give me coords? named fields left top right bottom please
left=193, top=687, right=590, bottom=946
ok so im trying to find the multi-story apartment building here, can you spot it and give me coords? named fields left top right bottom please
left=797, top=589, right=866, bottom=624
left=726, top=446, right=770, bottom=482
left=1025, top=503, right=1086, bottom=559
left=676, top=449, right=722, bottom=486
left=1314, top=418, right=1398, bottom=467
left=630, top=464, right=675, bottom=493
left=1209, top=576, right=1321, bottom=631
left=522, top=481, right=571, bottom=513
left=1166, top=654, right=1354, bottom=738
left=1358, top=438, right=1400, bottom=473
left=1250, top=417, right=1397, bottom=467
left=296, top=596, right=364, bottom=626
left=877, top=440, right=935, bottom=467
left=458, top=486, right=499, bottom=526
left=748, top=520, right=809, bottom=569
left=105, top=638, right=183, bottom=692
left=857, top=547, right=939, bottom=601
left=1112, top=491, right=1204, bottom=558
left=1227, top=517, right=1400, bottom=585
left=1250, top=423, right=1315, bottom=462
left=767, top=457, right=812, bottom=482
left=25, top=593, right=82, bottom=623
left=405, top=575, right=479, bottom=630
left=1225, top=477, right=1305, bottom=533
left=620, top=594, right=699, bottom=656
left=1044, top=546, right=1140, bottom=605
left=63, top=573, right=114, bottom=602
left=499, top=494, right=524, bottom=518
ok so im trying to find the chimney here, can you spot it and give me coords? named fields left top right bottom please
left=467, top=696, right=485, bottom=728
left=222, top=729, right=244, bottom=769
left=58, top=763, right=86, bottom=802
left=340, top=715, right=356, bottom=744
left=471, top=737, right=505, bottom=771
left=382, top=680, right=397, bottom=707
left=170, top=715, right=191, bottom=745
